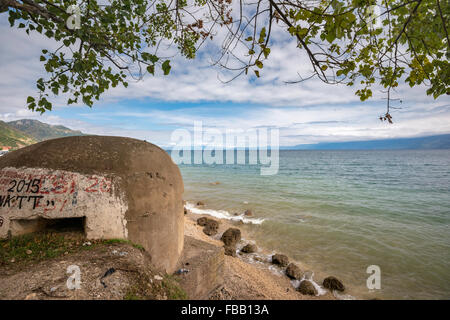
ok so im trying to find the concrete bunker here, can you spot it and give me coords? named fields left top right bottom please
left=0, top=136, right=184, bottom=273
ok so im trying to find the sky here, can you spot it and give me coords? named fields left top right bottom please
left=0, top=12, right=449, bottom=148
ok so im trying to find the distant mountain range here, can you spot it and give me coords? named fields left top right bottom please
left=0, top=121, right=37, bottom=149
left=284, top=134, right=450, bottom=150
left=0, top=119, right=85, bottom=150
left=1, top=118, right=450, bottom=151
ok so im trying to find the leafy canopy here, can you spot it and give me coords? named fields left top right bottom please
left=1, top=0, right=449, bottom=121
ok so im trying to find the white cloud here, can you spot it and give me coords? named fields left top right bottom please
left=0, top=14, right=449, bottom=147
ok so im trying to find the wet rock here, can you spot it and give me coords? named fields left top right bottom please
left=197, top=201, right=205, bottom=206
left=272, top=254, right=289, bottom=267
left=241, top=243, right=257, bottom=253
left=221, top=228, right=241, bottom=247
left=323, top=276, right=345, bottom=292
left=244, top=209, right=253, bottom=216
left=203, top=219, right=219, bottom=236
left=253, top=256, right=266, bottom=262
left=285, top=263, right=303, bottom=280
left=298, top=280, right=318, bottom=296
left=224, top=245, right=237, bottom=257
left=184, top=207, right=188, bottom=215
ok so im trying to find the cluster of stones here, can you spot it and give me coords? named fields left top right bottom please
left=197, top=217, right=219, bottom=236
left=270, top=253, right=345, bottom=296
left=194, top=211, right=346, bottom=297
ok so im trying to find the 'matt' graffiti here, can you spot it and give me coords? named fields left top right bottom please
left=0, top=168, right=113, bottom=215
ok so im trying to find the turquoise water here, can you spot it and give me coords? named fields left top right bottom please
left=177, top=150, right=450, bottom=299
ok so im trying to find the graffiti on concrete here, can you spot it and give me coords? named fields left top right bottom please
left=0, top=168, right=114, bottom=217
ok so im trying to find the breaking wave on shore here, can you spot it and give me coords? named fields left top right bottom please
left=185, top=201, right=266, bottom=225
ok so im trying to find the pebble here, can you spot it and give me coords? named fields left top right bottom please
left=26, top=249, right=32, bottom=255
left=25, top=293, right=37, bottom=300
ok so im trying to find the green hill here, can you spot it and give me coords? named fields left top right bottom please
left=7, top=119, right=85, bottom=142
left=0, top=121, right=37, bottom=149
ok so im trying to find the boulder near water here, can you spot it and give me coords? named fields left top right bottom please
left=272, top=253, right=289, bottom=267
left=202, top=219, right=219, bottom=236
left=240, top=243, right=257, bottom=253
left=0, top=136, right=184, bottom=273
left=298, top=280, right=318, bottom=296
left=221, top=228, right=241, bottom=247
left=244, top=209, right=253, bottom=216
left=323, top=276, right=345, bottom=292
left=285, top=263, right=303, bottom=280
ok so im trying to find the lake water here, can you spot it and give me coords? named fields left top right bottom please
left=177, top=150, right=450, bottom=299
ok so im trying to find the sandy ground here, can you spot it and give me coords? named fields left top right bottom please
left=184, top=213, right=335, bottom=300
left=0, top=241, right=160, bottom=300
left=0, top=213, right=337, bottom=300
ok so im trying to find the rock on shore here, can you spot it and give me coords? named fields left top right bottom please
left=298, top=280, right=318, bottom=296
left=221, top=228, right=241, bottom=246
left=197, top=217, right=219, bottom=236
left=286, top=263, right=303, bottom=280
left=241, top=243, right=257, bottom=254
left=221, top=228, right=241, bottom=257
left=323, top=276, right=345, bottom=292
left=272, top=254, right=289, bottom=267
left=203, top=220, right=219, bottom=236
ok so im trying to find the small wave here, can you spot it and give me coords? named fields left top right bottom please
left=290, top=272, right=327, bottom=296
left=185, top=201, right=265, bottom=225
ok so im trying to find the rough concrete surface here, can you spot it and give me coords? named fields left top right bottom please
left=175, top=236, right=224, bottom=299
left=0, top=136, right=184, bottom=273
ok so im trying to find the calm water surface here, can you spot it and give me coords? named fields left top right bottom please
left=178, top=150, right=450, bottom=299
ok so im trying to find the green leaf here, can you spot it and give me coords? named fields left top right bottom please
left=142, top=52, right=159, bottom=64
left=147, top=65, right=155, bottom=75
left=162, top=60, right=171, bottom=75
left=258, top=27, right=266, bottom=44
left=255, top=60, right=263, bottom=69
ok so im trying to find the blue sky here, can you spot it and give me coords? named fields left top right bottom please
left=0, top=14, right=449, bottom=147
